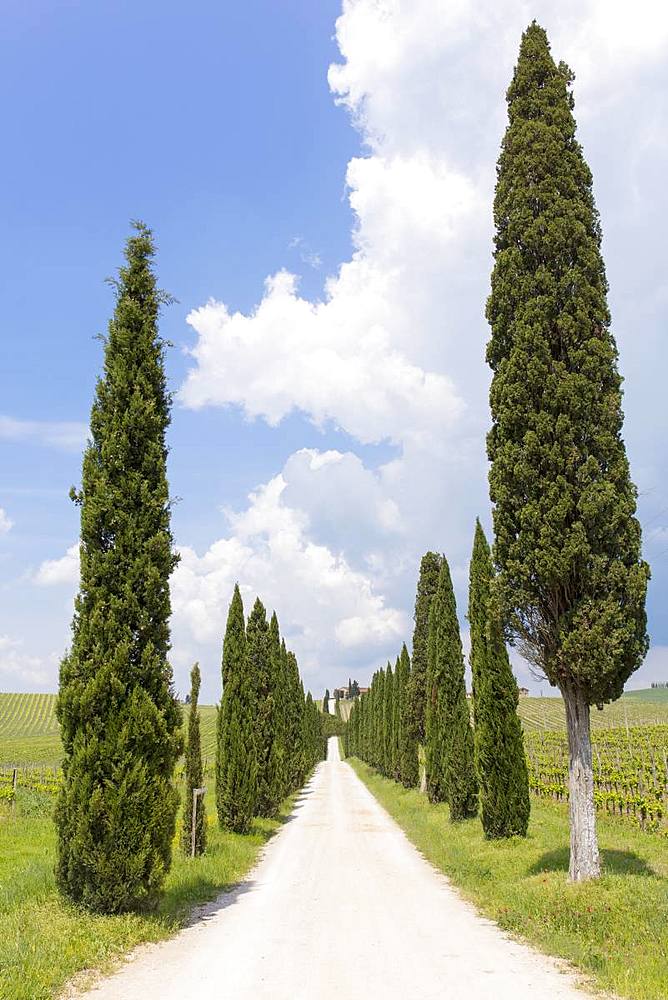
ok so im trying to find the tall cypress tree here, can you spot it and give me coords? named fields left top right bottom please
left=405, top=552, right=442, bottom=786
left=469, top=521, right=529, bottom=838
left=486, top=23, right=649, bottom=879
left=383, top=663, right=395, bottom=778
left=396, top=644, right=416, bottom=787
left=246, top=598, right=273, bottom=817
left=182, top=663, right=206, bottom=856
left=264, top=611, right=285, bottom=815
left=55, top=223, right=181, bottom=914
left=425, top=559, right=478, bottom=819
left=216, top=585, right=258, bottom=833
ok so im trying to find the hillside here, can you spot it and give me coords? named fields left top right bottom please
left=2, top=689, right=668, bottom=763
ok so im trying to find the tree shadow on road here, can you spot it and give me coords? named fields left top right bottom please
left=528, top=847, right=658, bottom=877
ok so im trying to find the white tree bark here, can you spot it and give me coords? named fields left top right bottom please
left=562, top=683, right=601, bottom=881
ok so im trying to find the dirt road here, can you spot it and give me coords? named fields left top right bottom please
left=77, top=737, right=591, bottom=999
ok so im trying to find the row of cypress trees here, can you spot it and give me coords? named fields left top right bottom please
left=346, top=521, right=530, bottom=839
left=215, top=584, right=325, bottom=834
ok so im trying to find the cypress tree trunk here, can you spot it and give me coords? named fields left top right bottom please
left=562, top=683, right=599, bottom=880
left=182, top=663, right=206, bottom=856
left=486, top=23, right=649, bottom=879
left=55, top=223, right=181, bottom=914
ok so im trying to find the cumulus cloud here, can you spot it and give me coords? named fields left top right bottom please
left=0, top=414, right=87, bottom=452
left=180, top=270, right=464, bottom=450
left=0, top=508, right=12, bottom=535
left=35, top=544, right=80, bottom=586
left=0, top=635, right=55, bottom=690
left=171, top=463, right=407, bottom=680
left=177, top=0, right=668, bottom=690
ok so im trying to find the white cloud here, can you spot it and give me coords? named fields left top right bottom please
left=0, top=635, right=55, bottom=690
left=175, top=0, right=668, bottom=689
left=0, top=415, right=87, bottom=452
left=180, top=269, right=464, bottom=450
left=171, top=462, right=407, bottom=678
left=0, top=508, right=12, bottom=535
left=35, top=544, right=80, bottom=586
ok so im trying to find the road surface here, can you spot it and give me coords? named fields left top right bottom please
left=76, top=737, right=592, bottom=1000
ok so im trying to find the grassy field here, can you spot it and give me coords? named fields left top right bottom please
left=0, top=784, right=292, bottom=1000
left=350, top=758, right=668, bottom=1000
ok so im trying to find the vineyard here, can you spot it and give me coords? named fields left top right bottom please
left=518, top=690, right=668, bottom=731
left=3, top=690, right=668, bottom=834
left=525, top=725, right=668, bottom=833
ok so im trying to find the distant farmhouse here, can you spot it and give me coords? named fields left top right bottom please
left=333, top=681, right=368, bottom=700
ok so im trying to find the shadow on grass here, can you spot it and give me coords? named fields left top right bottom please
left=528, top=847, right=658, bottom=878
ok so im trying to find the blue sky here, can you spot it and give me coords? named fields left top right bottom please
left=1, top=0, right=667, bottom=701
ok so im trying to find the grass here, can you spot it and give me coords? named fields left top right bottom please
left=349, top=757, right=668, bottom=1000
left=0, top=785, right=292, bottom=1000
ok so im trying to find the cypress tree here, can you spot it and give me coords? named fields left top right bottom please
left=247, top=598, right=273, bottom=817
left=383, top=664, right=395, bottom=778
left=182, top=663, right=206, bottom=856
left=264, top=611, right=285, bottom=815
left=396, top=644, right=416, bottom=787
left=216, top=585, right=258, bottom=833
left=425, top=559, right=478, bottom=819
left=323, top=688, right=330, bottom=715
left=486, top=23, right=649, bottom=879
left=55, top=223, right=181, bottom=914
left=285, top=647, right=304, bottom=790
left=469, top=521, right=530, bottom=838
left=405, top=552, right=442, bottom=786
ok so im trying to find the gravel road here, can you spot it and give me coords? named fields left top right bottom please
left=76, top=736, right=592, bottom=1000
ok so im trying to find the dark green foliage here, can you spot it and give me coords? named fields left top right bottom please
left=383, top=664, right=395, bottom=778
left=486, top=22, right=649, bottom=707
left=320, top=712, right=346, bottom=739
left=182, top=664, right=206, bottom=856
left=246, top=599, right=275, bottom=818
left=323, top=689, right=330, bottom=715
left=55, top=223, right=181, bottom=914
left=396, top=644, right=417, bottom=787
left=264, top=612, right=288, bottom=815
left=404, top=552, right=443, bottom=786
left=469, top=522, right=529, bottom=838
left=303, top=693, right=326, bottom=770
left=216, top=585, right=258, bottom=833
left=486, top=23, right=649, bottom=876
left=425, top=559, right=478, bottom=819
left=285, top=648, right=306, bottom=789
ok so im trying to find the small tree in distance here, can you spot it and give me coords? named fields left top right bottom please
left=182, top=663, right=206, bottom=856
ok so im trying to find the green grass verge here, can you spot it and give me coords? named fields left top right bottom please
left=0, top=786, right=291, bottom=1000
left=349, top=757, right=668, bottom=1000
